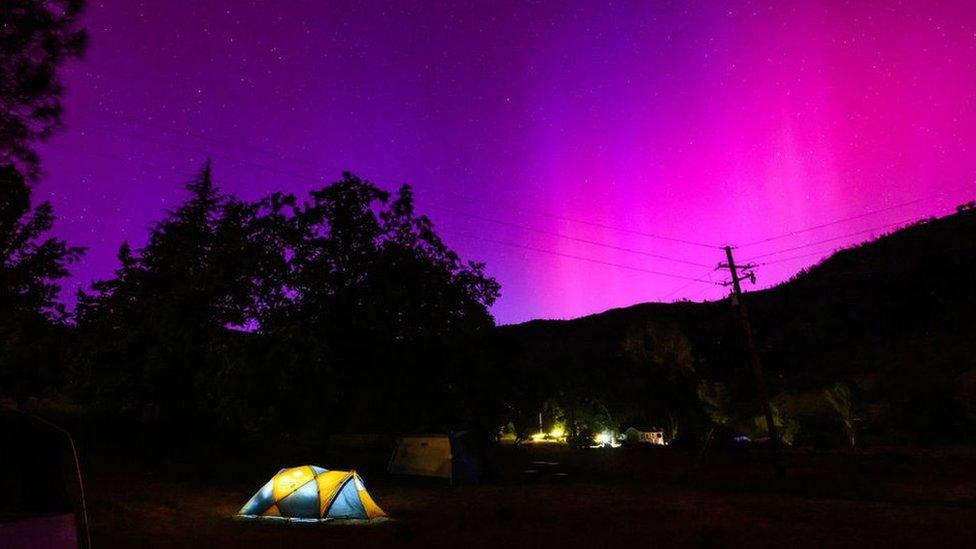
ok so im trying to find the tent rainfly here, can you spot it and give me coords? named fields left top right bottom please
left=388, top=432, right=490, bottom=484
left=237, top=466, right=384, bottom=522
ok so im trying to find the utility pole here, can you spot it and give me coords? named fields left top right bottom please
left=721, top=246, right=783, bottom=473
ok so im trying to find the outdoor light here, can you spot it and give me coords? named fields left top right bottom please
left=549, top=427, right=564, bottom=438
left=595, top=431, right=611, bottom=445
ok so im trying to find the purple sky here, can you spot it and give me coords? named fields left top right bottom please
left=37, top=1, right=976, bottom=324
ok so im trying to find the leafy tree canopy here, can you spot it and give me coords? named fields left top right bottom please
left=76, top=168, right=501, bottom=431
left=0, top=165, right=83, bottom=401
left=1, top=0, right=87, bottom=179
left=0, top=165, right=83, bottom=321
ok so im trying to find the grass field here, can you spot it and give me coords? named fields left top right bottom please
left=80, top=434, right=976, bottom=547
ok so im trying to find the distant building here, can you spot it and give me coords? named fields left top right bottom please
left=624, top=427, right=666, bottom=445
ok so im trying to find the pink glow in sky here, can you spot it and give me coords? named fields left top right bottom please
left=36, top=1, right=976, bottom=324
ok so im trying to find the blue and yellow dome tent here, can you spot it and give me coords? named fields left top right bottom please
left=237, top=466, right=385, bottom=521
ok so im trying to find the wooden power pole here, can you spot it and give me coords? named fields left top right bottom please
left=721, top=246, right=782, bottom=459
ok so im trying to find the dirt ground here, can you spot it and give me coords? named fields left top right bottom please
left=78, top=434, right=976, bottom=548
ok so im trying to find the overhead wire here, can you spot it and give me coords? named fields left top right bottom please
left=661, top=266, right=722, bottom=299
left=745, top=218, right=920, bottom=260
left=81, top=111, right=974, bottom=255
left=422, top=203, right=713, bottom=268
left=53, top=138, right=725, bottom=284
left=736, top=183, right=973, bottom=248
left=59, top=114, right=975, bottom=296
left=450, top=233, right=725, bottom=284
left=756, top=247, right=847, bottom=266
left=62, top=130, right=718, bottom=269
left=688, top=279, right=724, bottom=301
left=743, top=206, right=960, bottom=263
left=83, top=110, right=726, bottom=250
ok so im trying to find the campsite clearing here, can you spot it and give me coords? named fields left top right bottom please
left=79, top=433, right=976, bottom=547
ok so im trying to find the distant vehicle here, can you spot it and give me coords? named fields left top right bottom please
left=0, top=409, right=90, bottom=549
left=730, top=435, right=776, bottom=448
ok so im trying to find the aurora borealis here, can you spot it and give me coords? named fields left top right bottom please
left=36, top=1, right=976, bottom=323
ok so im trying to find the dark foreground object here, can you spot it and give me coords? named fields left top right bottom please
left=0, top=411, right=90, bottom=549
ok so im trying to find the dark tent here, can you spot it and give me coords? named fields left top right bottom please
left=388, top=431, right=496, bottom=484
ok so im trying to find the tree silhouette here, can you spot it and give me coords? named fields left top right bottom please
left=77, top=168, right=501, bottom=432
left=76, top=163, right=259, bottom=418
left=0, top=166, right=83, bottom=319
left=1, top=0, right=88, bottom=179
left=0, top=1, right=86, bottom=404
left=0, top=165, right=83, bottom=401
left=269, top=173, right=500, bottom=432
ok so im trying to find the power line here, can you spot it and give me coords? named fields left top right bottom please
left=746, top=221, right=907, bottom=259
left=503, top=205, right=722, bottom=249
left=754, top=207, right=959, bottom=266
left=450, top=233, right=724, bottom=284
left=661, top=266, right=721, bottom=299
left=757, top=247, right=847, bottom=266
left=743, top=211, right=948, bottom=262
left=57, top=132, right=720, bottom=266
left=736, top=184, right=973, bottom=248
left=422, top=202, right=714, bottom=268
left=688, top=280, right=722, bottom=301
left=83, top=113, right=725, bottom=250
left=72, top=113, right=972, bottom=257
left=54, top=143, right=727, bottom=293
left=49, top=140, right=724, bottom=283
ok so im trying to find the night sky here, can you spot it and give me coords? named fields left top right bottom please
left=36, top=1, right=976, bottom=324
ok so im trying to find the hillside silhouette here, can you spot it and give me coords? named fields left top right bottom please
left=494, top=205, right=976, bottom=445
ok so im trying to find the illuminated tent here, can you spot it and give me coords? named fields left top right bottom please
left=237, top=466, right=385, bottom=521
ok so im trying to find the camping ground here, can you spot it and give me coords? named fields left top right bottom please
left=80, top=430, right=976, bottom=548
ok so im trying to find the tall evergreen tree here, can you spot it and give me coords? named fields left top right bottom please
left=77, top=163, right=250, bottom=418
